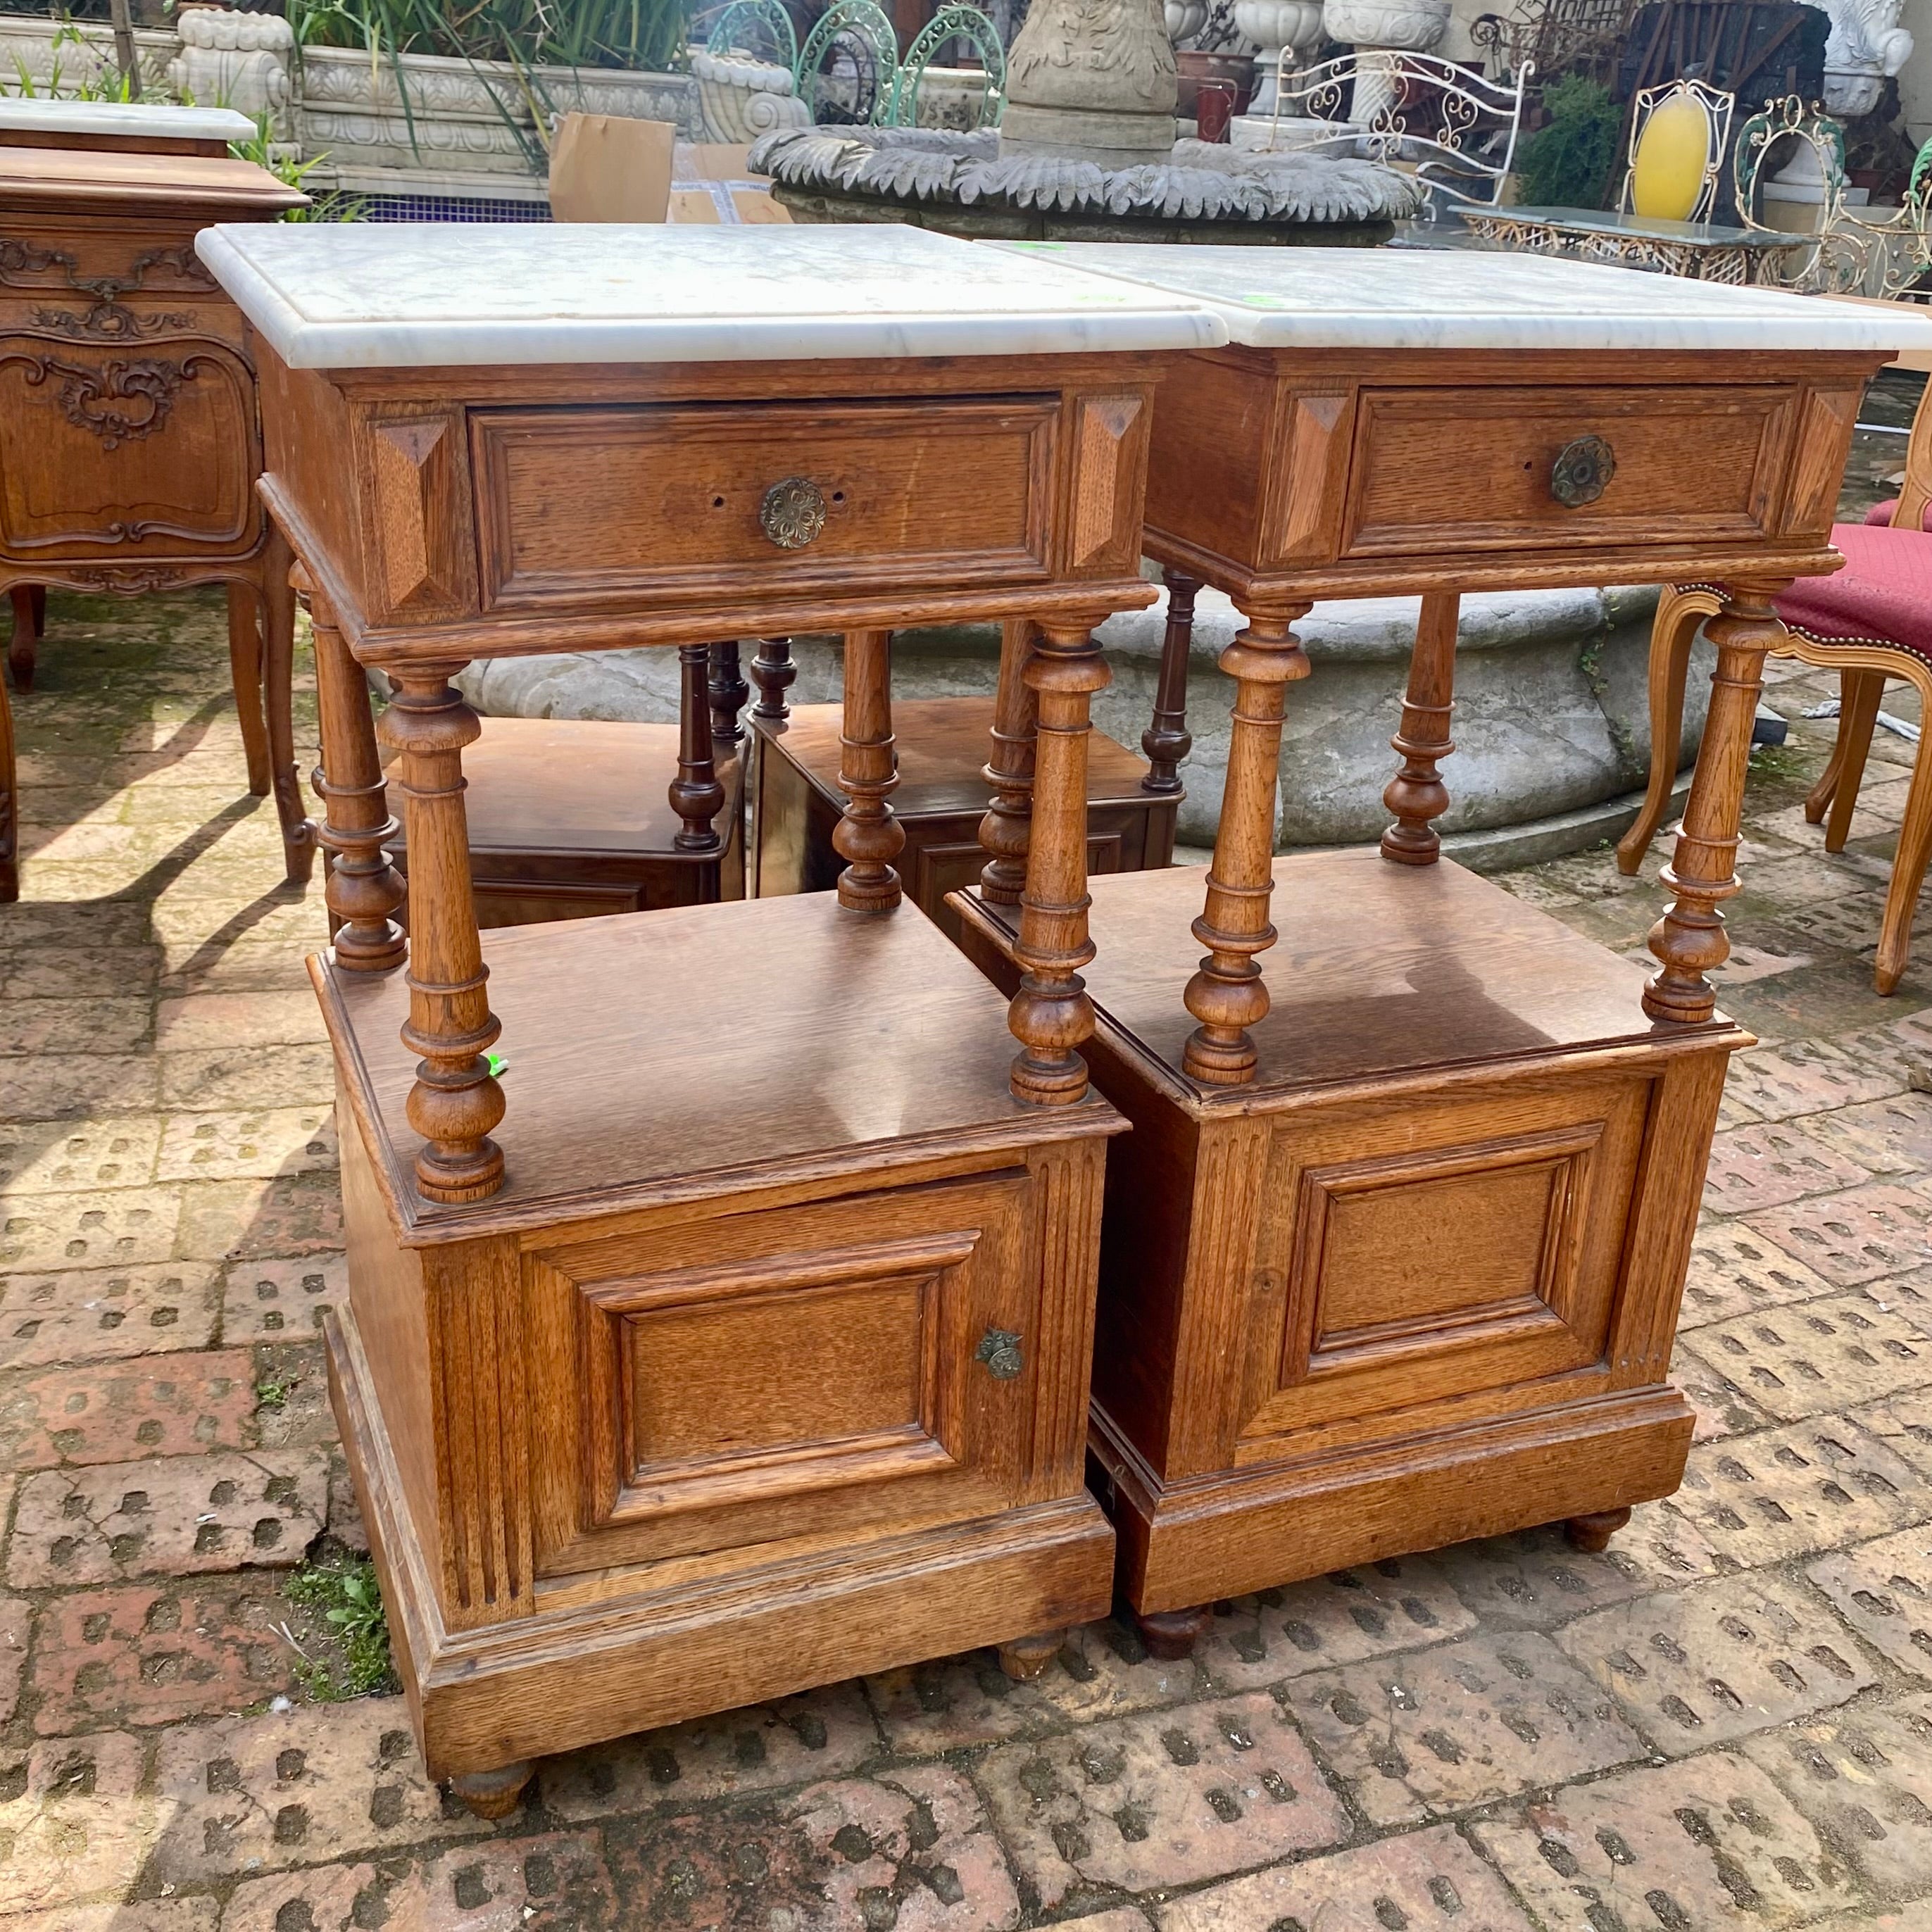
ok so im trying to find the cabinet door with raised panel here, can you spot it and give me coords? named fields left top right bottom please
left=526, top=1169, right=1053, bottom=1579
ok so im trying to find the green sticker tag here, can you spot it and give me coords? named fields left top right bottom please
left=485, top=1052, right=509, bottom=1078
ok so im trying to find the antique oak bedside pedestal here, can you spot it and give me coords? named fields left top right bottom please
left=0, top=99, right=311, bottom=901
left=198, top=221, right=1222, bottom=1809
left=953, top=246, right=1931, bottom=1655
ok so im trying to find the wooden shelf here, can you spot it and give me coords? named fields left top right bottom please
left=318, top=889, right=1120, bottom=1243
left=960, top=847, right=1736, bottom=1107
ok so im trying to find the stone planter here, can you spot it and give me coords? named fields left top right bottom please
left=457, top=581, right=1695, bottom=863
left=298, top=46, right=694, bottom=203
left=0, top=14, right=695, bottom=208
left=0, top=15, right=177, bottom=102
left=1234, top=0, right=1323, bottom=118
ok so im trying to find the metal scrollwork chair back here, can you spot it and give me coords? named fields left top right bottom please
left=1617, top=77, right=1734, bottom=223
left=1732, top=95, right=1864, bottom=294
left=1836, top=131, right=1932, bottom=301
left=1268, top=51, right=1531, bottom=221
left=886, top=4, right=1007, bottom=130
left=796, top=0, right=901, bottom=124
left=703, top=0, right=799, bottom=70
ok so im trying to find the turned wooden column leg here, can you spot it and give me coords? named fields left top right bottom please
left=749, top=634, right=796, bottom=727
left=1619, top=585, right=1719, bottom=875
left=8, top=584, right=42, bottom=691
left=304, top=576, right=406, bottom=972
left=708, top=639, right=749, bottom=750
left=670, top=642, right=724, bottom=852
left=379, top=669, right=506, bottom=1206
left=226, top=582, right=271, bottom=798
left=834, top=627, right=903, bottom=912
left=1380, top=591, right=1459, bottom=865
left=261, top=525, right=317, bottom=883
left=979, top=617, right=1038, bottom=905
left=1182, top=601, right=1312, bottom=1086
left=0, top=655, right=16, bottom=903
left=1566, top=1507, right=1631, bottom=1553
left=1143, top=568, right=1198, bottom=796
left=1643, top=580, right=1788, bottom=1024
left=1009, top=618, right=1110, bottom=1105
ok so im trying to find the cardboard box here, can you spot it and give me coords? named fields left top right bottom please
left=547, top=114, right=675, bottom=222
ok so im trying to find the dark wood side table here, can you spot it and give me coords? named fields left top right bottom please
left=0, top=120, right=310, bottom=901
left=952, top=242, right=1923, bottom=1655
left=200, top=219, right=1220, bottom=1811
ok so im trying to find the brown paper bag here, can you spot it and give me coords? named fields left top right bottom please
left=547, top=113, right=675, bottom=223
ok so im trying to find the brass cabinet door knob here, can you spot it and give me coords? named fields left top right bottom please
left=759, top=476, right=827, bottom=549
left=1551, top=435, right=1616, bottom=508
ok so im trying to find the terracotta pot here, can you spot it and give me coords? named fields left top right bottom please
left=1176, top=47, right=1257, bottom=120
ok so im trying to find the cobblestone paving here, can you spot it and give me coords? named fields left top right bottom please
left=8, top=568, right=1932, bottom=1930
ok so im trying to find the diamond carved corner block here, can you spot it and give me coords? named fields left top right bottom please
left=366, top=413, right=472, bottom=620
left=1066, top=393, right=1147, bottom=573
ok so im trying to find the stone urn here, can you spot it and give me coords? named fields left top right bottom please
left=1234, top=0, right=1324, bottom=118
left=691, top=48, right=810, bottom=143
left=1321, top=0, right=1450, bottom=121
left=1002, top=0, right=1179, bottom=165
left=1165, top=0, right=1209, bottom=44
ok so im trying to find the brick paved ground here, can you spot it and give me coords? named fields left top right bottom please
left=9, top=537, right=1932, bottom=1926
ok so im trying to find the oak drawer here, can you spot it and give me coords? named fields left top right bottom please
left=1341, top=383, right=1796, bottom=558
left=473, top=396, right=1059, bottom=610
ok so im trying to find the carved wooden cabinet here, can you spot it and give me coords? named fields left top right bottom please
left=198, top=221, right=1220, bottom=1809
left=953, top=244, right=1925, bottom=1654
left=0, top=127, right=310, bottom=900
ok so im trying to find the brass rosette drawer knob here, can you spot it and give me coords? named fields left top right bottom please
left=759, top=476, right=828, bottom=549
left=1550, top=434, right=1616, bottom=508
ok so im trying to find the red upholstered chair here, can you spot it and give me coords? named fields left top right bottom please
left=1619, top=400, right=1932, bottom=991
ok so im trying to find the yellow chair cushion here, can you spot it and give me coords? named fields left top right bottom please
left=1631, top=89, right=1714, bottom=221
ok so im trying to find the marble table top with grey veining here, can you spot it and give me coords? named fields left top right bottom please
left=194, top=222, right=1229, bottom=368
left=0, top=96, right=256, bottom=144
left=996, top=241, right=1932, bottom=353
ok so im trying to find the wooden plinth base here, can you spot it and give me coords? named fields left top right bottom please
left=389, top=716, right=743, bottom=928
left=328, top=1302, right=1112, bottom=1780
left=951, top=848, right=1744, bottom=1617
left=315, top=889, right=1120, bottom=1783
left=753, top=697, right=1176, bottom=943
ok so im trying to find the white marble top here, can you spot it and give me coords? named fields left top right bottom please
left=0, top=97, right=256, bottom=143
left=995, top=242, right=1932, bottom=353
left=194, top=223, right=1227, bottom=368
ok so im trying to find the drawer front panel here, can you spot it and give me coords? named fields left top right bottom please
left=1237, top=1070, right=1653, bottom=1445
left=474, top=397, right=1058, bottom=609
left=1342, top=384, right=1795, bottom=557
left=528, top=1171, right=1042, bottom=1576
left=0, top=333, right=259, bottom=557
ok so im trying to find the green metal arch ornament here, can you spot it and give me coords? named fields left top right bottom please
left=704, top=0, right=798, bottom=72
left=796, top=0, right=901, bottom=124
left=887, top=4, right=1005, bottom=130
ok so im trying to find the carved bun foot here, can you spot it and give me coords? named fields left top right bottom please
left=1565, top=1507, right=1633, bottom=1554
left=996, top=1629, right=1063, bottom=1681
left=448, top=1760, right=533, bottom=1819
left=1136, top=1605, right=1212, bottom=1660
